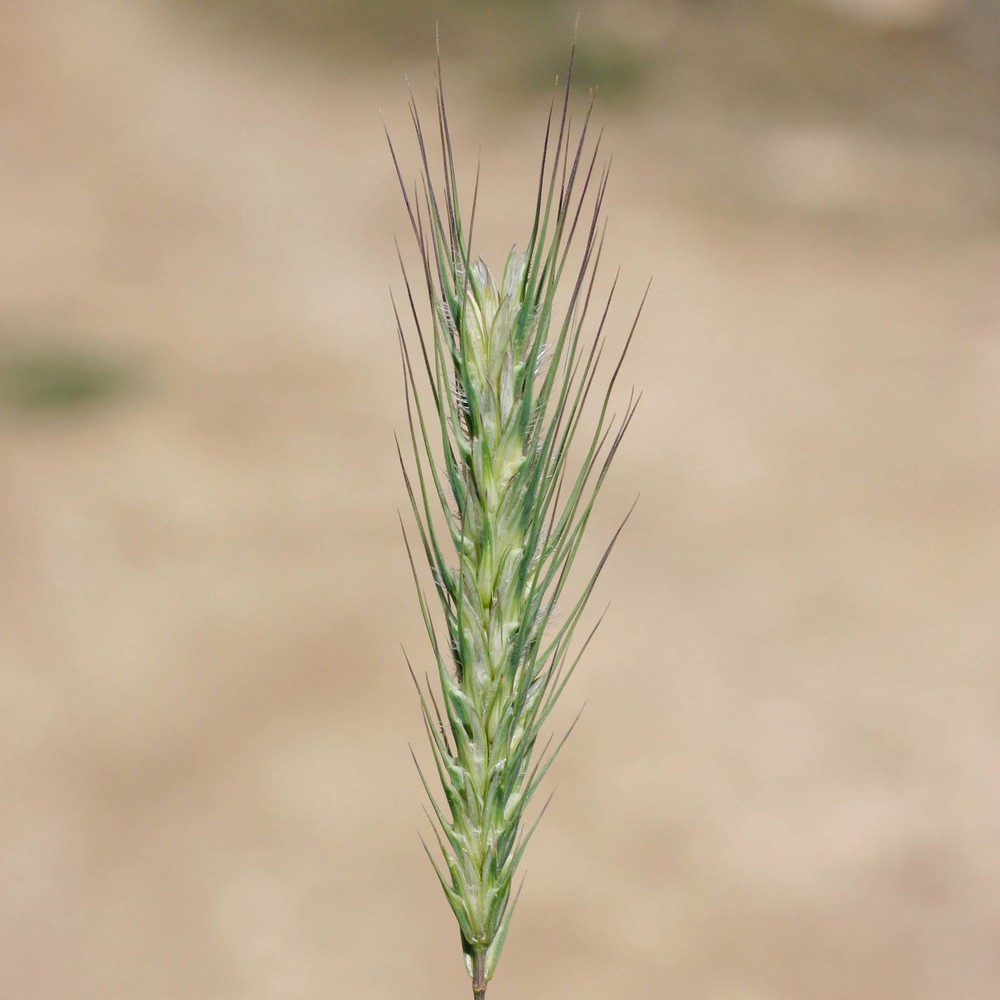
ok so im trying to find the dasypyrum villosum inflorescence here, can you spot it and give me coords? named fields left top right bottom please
left=388, top=42, right=643, bottom=1000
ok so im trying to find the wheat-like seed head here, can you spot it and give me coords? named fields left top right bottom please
left=388, top=44, right=643, bottom=1000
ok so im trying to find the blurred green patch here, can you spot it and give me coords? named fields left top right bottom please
left=174, top=0, right=651, bottom=106
left=526, top=37, right=653, bottom=103
left=0, top=341, right=137, bottom=415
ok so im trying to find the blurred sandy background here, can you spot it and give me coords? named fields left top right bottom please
left=2, top=1, right=999, bottom=997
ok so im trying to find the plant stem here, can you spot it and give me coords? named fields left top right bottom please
left=472, top=950, right=486, bottom=999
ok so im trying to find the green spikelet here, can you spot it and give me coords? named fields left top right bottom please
left=387, top=44, right=643, bottom=999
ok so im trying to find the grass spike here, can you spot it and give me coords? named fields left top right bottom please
left=388, top=38, right=641, bottom=999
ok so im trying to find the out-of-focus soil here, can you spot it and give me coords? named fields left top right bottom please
left=1, top=2, right=998, bottom=998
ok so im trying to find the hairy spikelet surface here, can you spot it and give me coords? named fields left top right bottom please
left=388, top=47, right=642, bottom=999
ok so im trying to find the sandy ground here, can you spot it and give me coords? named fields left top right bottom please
left=1, top=2, right=999, bottom=998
